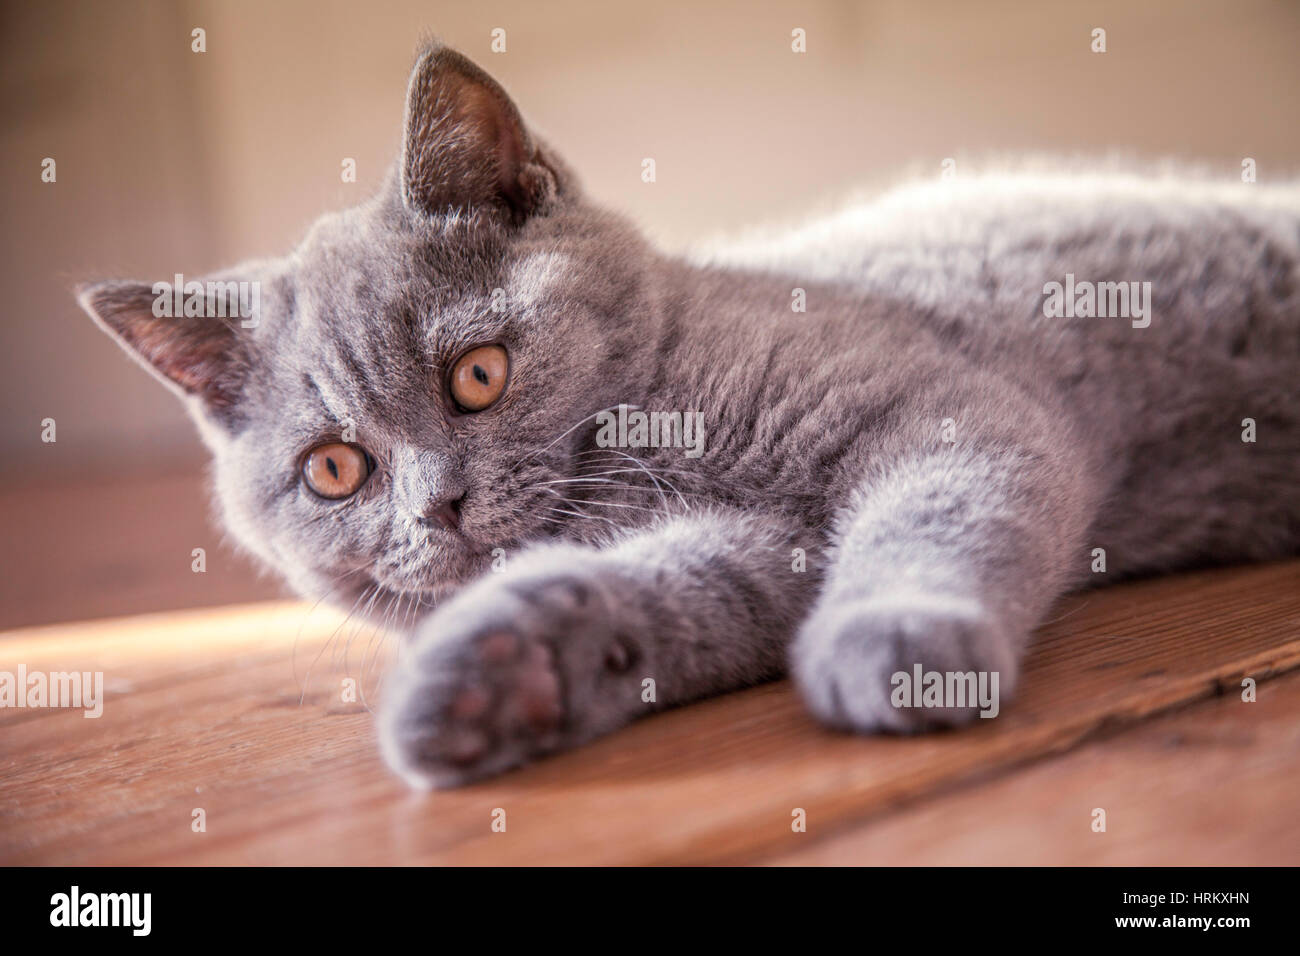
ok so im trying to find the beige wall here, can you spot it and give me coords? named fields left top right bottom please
left=5, top=0, right=1300, bottom=481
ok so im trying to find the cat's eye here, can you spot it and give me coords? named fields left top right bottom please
left=302, top=442, right=371, bottom=499
left=448, top=344, right=509, bottom=412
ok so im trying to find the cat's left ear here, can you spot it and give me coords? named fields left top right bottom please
left=76, top=279, right=249, bottom=417
left=400, top=42, right=557, bottom=223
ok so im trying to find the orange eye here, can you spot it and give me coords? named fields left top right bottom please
left=449, top=344, right=509, bottom=412
left=302, top=443, right=370, bottom=499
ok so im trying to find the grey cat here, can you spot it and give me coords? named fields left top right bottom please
left=79, top=43, right=1300, bottom=788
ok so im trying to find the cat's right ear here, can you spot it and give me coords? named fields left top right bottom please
left=76, top=280, right=248, bottom=417
left=400, top=42, right=558, bottom=223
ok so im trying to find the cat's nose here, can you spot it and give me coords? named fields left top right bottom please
left=394, top=447, right=465, bottom=530
left=416, top=494, right=463, bottom=531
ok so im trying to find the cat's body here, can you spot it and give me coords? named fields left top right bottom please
left=80, top=44, right=1300, bottom=788
left=693, top=171, right=1300, bottom=575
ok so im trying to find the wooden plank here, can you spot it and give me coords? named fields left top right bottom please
left=765, top=668, right=1300, bottom=865
left=1, top=561, right=1298, bottom=865
left=0, top=470, right=280, bottom=631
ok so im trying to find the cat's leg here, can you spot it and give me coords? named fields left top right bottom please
left=379, top=508, right=816, bottom=787
left=794, top=434, right=1098, bottom=732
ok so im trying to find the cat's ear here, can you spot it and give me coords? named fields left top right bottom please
left=400, top=42, right=556, bottom=222
left=76, top=280, right=248, bottom=413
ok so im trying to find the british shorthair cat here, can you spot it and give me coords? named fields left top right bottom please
left=79, top=43, right=1300, bottom=787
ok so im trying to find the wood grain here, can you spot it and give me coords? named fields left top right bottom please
left=767, top=669, right=1300, bottom=865
left=1, top=561, right=1298, bottom=865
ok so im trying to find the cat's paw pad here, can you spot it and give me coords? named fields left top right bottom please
left=794, top=596, right=1017, bottom=734
left=378, top=567, right=642, bottom=789
left=379, top=624, right=567, bottom=788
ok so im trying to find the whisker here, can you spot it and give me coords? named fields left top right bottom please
left=292, top=565, right=369, bottom=693
left=544, top=505, right=620, bottom=526
left=512, top=404, right=641, bottom=469
left=534, top=474, right=711, bottom=500
left=340, top=583, right=389, bottom=674
left=591, top=448, right=683, bottom=509
left=572, top=450, right=706, bottom=481
left=546, top=494, right=669, bottom=515
left=360, top=591, right=409, bottom=713
left=299, top=581, right=375, bottom=707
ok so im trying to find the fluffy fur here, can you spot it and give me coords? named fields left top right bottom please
left=80, top=43, right=1300, bottom=787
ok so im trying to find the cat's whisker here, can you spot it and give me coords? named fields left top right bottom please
left=570, top=445, right=699, bottom=473
left=569, top=454, right=707, bottom=502
left=359, top=591, right=411, bottom=714
left=534, top=474, right=710, bottom=500
left=570, top=450, right=671, bottom=508
left=339, top=582, right=389, bottom=677
left=299, top=581, right=377, bottom=707
left=361, top=590, right=405, bottom=717
left=292, top=565, right=370, bottom=695
left=358, top=627, right=382, bottom=713
left=543, top=505, right=620, bottom=526
left=312, top=580, right=373, bottom=685
left=512, top=404, right=643, bottom=469
left=399, top=589, right=421, bottom=633
left=336, top=598, right=367, bottom=671
left=360, top=589, right=404, bottom=700
left=352, top=589, right=401, bottom=692
left=571, top=451, right=705, bottom=483
left=546, top=494, right=671, bottom=516
left=590, top=448, right=687, bottom=509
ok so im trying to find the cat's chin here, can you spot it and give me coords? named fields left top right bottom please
left=360, top=565, right=490, bottom=626
left=306, top=571, right=447, bottom=634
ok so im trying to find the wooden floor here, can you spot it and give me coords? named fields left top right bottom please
left=2, top=559, right=1298, bottom=865
left=0, top=467, right=280, bottom=631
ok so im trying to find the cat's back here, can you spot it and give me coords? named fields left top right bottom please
left=695, top=165, right=1300, bottom=336
left=685, top=164, right=1300, bottom=481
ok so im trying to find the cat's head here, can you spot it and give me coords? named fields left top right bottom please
left=78, top=43, right=656, bottom=615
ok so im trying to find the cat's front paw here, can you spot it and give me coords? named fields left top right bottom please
left=378, top=561, right=642, bottom=788
left=793, top=595, right=1019, bottom=734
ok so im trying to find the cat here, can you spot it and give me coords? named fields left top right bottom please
left=79, top=42, right=1300, bottom=788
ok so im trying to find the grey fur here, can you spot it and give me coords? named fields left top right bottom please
left=79, top=43, right=1300, bottom=787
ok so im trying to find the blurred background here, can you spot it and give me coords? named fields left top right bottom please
left=2, top=0, right=1298, bottom=628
